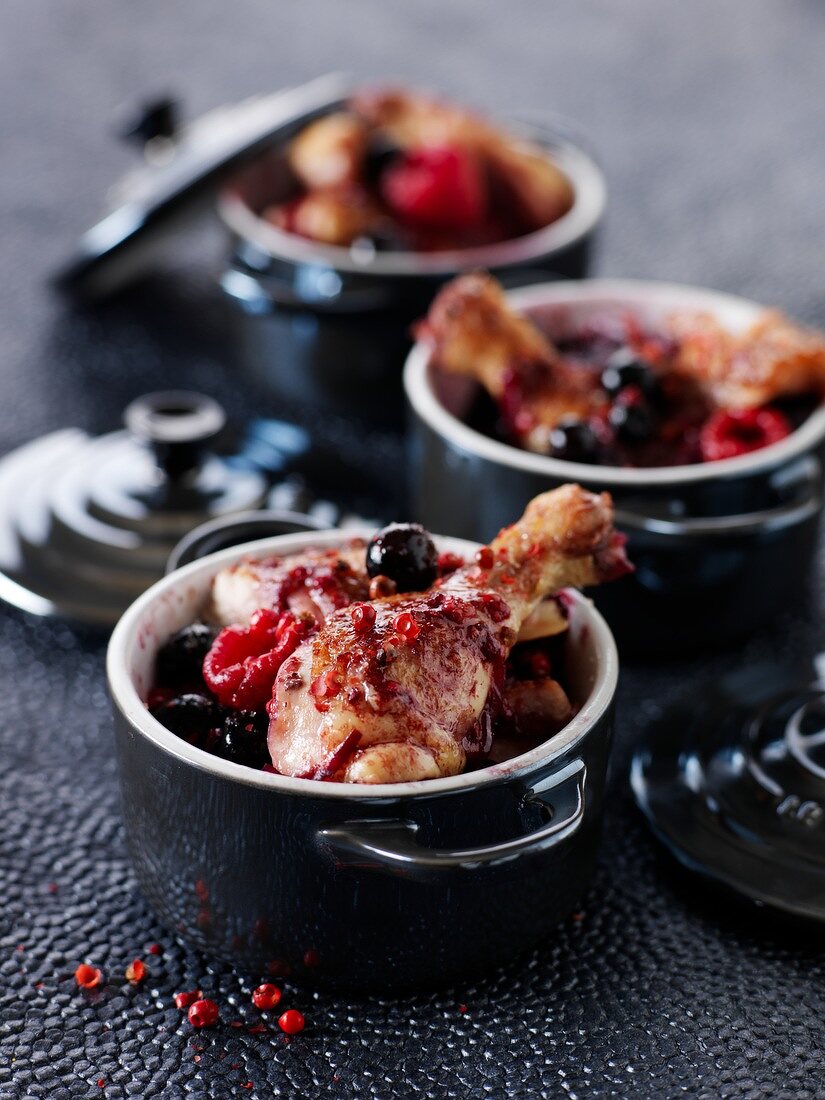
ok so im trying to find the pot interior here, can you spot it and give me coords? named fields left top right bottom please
left=109, top=529, right=618, bottom=798
left=409, top=279, right=825, bottom=488
left=219, top=119, right=606, bottom=278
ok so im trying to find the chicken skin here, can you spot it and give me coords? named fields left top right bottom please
left=267, top=485, right=627, bottom=784
left=418, top=272, right=604, bottom=451
left=668, top=309, right=825, bottom=408
left=211, top=539, right=570, bottom=642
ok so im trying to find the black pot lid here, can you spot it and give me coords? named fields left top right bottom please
left=53, top=73, right=350, bottom=300
left=0, top=392, right=268, bottom=626
left=631, top=658, right=825, bottom=922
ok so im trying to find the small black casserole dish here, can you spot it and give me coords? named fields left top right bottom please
left=218, top=108, right=606, bottom=425
left=56, top=76, right=605, bottom=428
left=107, top=530, right=618, bottom=991
left=405, top=280, right=825, bottom=655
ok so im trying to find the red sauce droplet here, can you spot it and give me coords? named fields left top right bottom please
left=350, top=603, right=376, bottom=633
left=480, top=593, right=511, bottom=622
left=475, top=547, right=495, bottom=569
left=310, top=668, right=342, bottom=703
left=436, top=551, right=464, bottom=575
left=393, top=612, right=420, bottom=642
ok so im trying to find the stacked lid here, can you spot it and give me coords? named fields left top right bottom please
left=0, top=393, right=266, bottom=625
left=632, top=656, right=825, bottom=923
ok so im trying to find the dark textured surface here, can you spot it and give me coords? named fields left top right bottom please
left=2, top=2, right=825, bottom=1097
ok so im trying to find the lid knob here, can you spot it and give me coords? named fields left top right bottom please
left=124, top=391, right=226, bottom=480
left=117, top=96, right=179, bottom=147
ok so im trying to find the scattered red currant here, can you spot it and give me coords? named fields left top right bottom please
left=173, top=989, right=202, bottom=1010
left=252, top=983, right=282, bottom=1011
left=125, top=959, right=146, bottom=984
left=187, top=998, right=219, bottom=1028
left=278, top=1009, right=305, bottom=1035
left=74, top=964, right=102, bottom=989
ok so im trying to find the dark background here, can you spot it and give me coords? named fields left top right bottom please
left=2, top=2, right=825, bottom=1097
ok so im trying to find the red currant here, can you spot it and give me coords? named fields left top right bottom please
left=278, top=1009, right=305, bottom=1035
left=187, top=998, right=219, bottom=1028
left=252, top=983, right=282, bottom=1011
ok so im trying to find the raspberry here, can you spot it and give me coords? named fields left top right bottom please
left=381, top=145, right=487, bottom=230
left=203, top=610, right=315, bottom=710
left=699, top=407, right=791, bottom=462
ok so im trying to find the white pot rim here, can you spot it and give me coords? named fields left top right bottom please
left=107, top=529, right=618, bottom=801
left=403, top=278, right=825, bottom=488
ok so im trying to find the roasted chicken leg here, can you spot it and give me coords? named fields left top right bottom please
left=267, top=485, right=628, bottom=784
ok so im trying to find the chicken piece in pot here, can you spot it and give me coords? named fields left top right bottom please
left=287, top=112, right=368, bottom=191
left=211, top=543, right=370, bottom=628
left=267, top=485, right=629, bottom=784
left=419, top=272, right=604, bottom=452
left=211, top=538, right=570, bottom=645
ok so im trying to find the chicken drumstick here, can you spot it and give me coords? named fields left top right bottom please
left=267, top=484, right=627, bottom=784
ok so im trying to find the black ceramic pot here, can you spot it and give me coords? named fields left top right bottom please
left=107, top=530, right=617, bottom=991
left=217, top=118, right=606, bottom=428
left=405, top=280, right=825, bottom=656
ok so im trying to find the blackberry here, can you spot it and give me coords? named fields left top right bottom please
left=156, top=623, right=217, bottom=686
left=213, top=710, right=270, bottom=769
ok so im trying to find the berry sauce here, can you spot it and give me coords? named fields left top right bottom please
left=465, top=319, right=813, bottom=468
left=150, top=538, right=575, bottom=781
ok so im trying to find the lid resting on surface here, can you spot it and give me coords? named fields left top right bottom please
left=53, top=74, right=350, bottom=300
left=0, top=393, right=267, bottom=626
left=631, top=658, right=825, bottom=923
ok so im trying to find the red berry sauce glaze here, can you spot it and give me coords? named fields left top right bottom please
left=465, top=312, right=817, bottom=469
left=151, top=528, right=577, bottom=781
left=261, top=88, right=575, bottom=254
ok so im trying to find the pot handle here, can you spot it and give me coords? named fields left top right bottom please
left=613, top=455, right=822, bottom=538
left=317, top=760, right=585, bottom=874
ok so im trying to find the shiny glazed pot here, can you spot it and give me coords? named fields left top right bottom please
left=107, top=530, right=617, bottom=991
left=405, top=280, right=825, bottom=655
left=218, top=119, right=606, bottom=427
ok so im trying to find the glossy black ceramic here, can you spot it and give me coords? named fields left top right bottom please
left=218, top=119, right=606, bottom=427
left=107, top=530, right=617, bottom=991
left=631, top=656, right=825, bottom=923
left=405, top=280, right=825, bottom=656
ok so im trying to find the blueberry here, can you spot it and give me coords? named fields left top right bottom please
left=213, top=710, right=270, bottom=769
left=548, top=418, right=600, bottom=463
left=601, top=349, right=660, bottom=401
left=151, top=693, right=221, bottom=747
left=363, top=134, right=403, bottom=185
left=366, top=523, right=438, bottom=592
left=608, top=401, right=656, bottom=443
left=156, top=623, right=217, bottom=686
